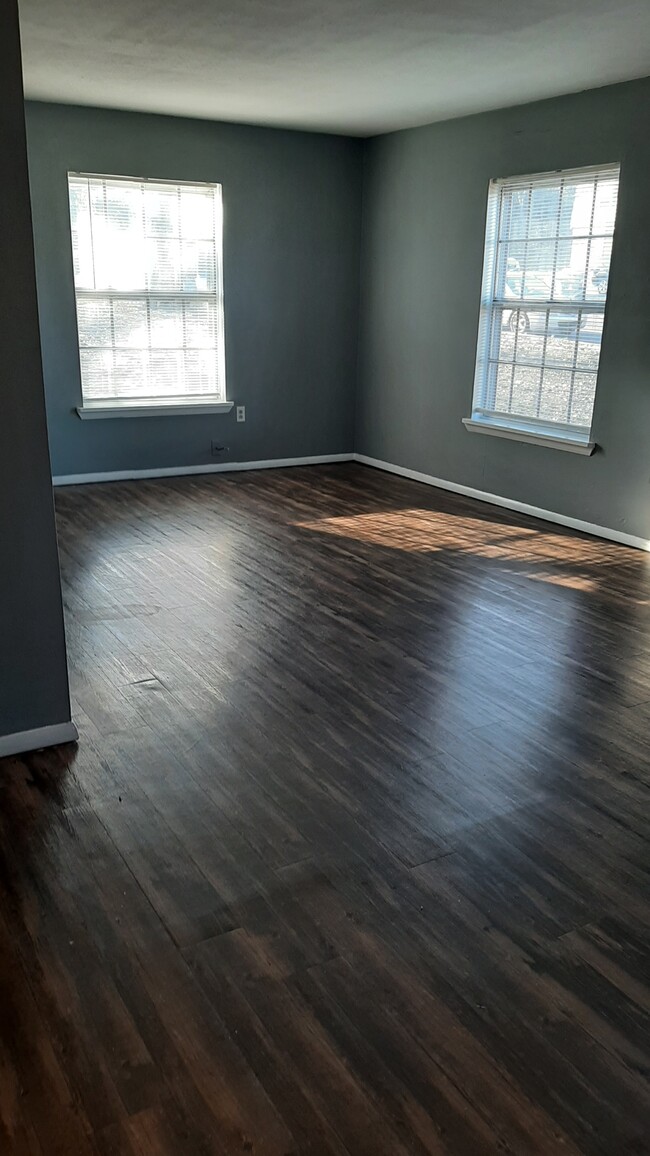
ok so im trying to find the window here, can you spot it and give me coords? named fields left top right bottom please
left=68, top=173, right=228, bottom=415
left=466, top=163, right=620, bottom=453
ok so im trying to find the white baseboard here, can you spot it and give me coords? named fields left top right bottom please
left=51, top=449, right=648, bottom=552
left=353, top=453, right=650, bottom=552
left=0, top=721, right=79, bottom=759
left=52, top=453, right=354, bottom=487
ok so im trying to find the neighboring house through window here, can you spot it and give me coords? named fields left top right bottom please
left=67, top=173, right=227, bottom=415
left=466, top=163, right=620, bottom=453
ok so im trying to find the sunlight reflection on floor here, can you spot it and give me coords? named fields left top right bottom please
left=296, top=508, right=609, bottom=590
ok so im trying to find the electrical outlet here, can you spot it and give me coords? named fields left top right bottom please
left=236, top=405, right=246, bottom=423
left=211, top=441, right=228, bottom=457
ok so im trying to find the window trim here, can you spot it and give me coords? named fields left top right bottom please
left=76, top=400, right=234, bottom=420
left=68, top=171, right=227, bottom=413
left=465, top=161, right=619, bottom=451
left=462, top=416, right=595, bottom=455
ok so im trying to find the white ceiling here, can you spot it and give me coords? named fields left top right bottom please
left=18, top=0, right=650, bottom=136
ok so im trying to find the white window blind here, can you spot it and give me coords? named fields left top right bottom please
left=470, top=163, right=619, bottom=448
left=68, top=173, right=226, bottom=407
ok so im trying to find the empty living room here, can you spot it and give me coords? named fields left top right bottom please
left=1, top=0, right=649, bottom=1151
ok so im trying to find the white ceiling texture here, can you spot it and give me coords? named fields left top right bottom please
left=18, top=0, right=650, bottom=135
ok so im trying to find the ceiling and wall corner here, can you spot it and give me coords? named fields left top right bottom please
left=18, top=0, right=650, bottom=136
left=15, top=3, right=650, bottom=555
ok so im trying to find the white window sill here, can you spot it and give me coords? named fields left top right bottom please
left=77, top=400, right=233, bottom=420
left=462, top=416, right=595, bottom=456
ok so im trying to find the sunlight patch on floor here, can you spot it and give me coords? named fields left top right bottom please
left=296, top=508, right=606, bottom=588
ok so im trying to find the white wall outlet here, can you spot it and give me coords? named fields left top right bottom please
left=236, top=405, right=246, bottom=422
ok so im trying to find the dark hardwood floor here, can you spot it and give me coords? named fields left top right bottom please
left=1, top=462, right=649, bottom=1155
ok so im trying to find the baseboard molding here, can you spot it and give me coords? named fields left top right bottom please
left=52, top=453, right=354, bottom=487
left=0, top=721, right=79, bottom=759
left=353, top=453, right=650, bottom=552
left=51, top=449, right=648, bottom=551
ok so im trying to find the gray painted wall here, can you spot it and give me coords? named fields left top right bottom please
left=357, top=78, right=650, bottom=541
left=25, top=101, right=362, bottom=477
left=0, top=5, right=71, bottom=738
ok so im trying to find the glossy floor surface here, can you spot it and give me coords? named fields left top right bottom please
left=1, top=463, right=649, bottom=1155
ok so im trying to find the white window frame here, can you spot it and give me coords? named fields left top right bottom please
left=68, top=172, right=231, bottom=419
left=465, top=162, right=620, bottom=455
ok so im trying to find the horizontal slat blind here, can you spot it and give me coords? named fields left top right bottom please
left=473, top=163, right=619, bottom=434
left=68, top=174, right=226, bottom=404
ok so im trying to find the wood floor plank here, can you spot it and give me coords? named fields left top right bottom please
left=1, top=462, right=649, bottom=1153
